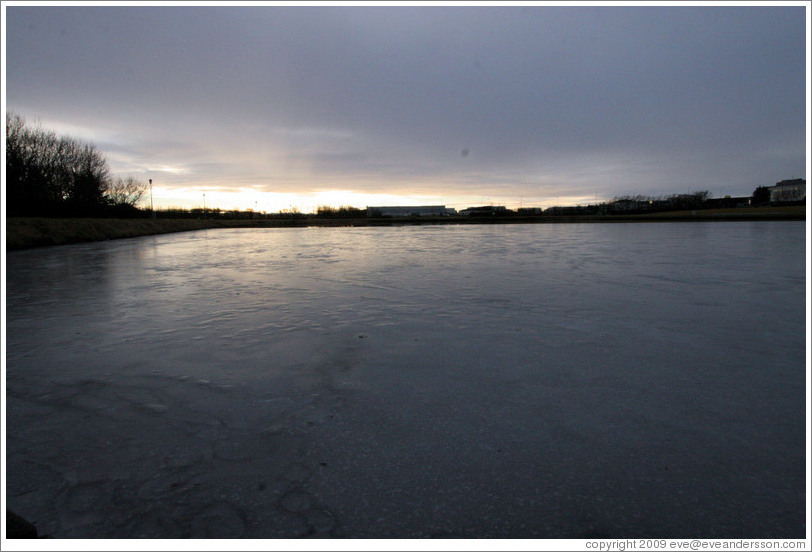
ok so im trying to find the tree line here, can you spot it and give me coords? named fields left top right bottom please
left=6, top=113, right=148, bottom=217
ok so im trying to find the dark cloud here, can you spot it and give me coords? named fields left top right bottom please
left=4, top=5, right=806, bottom=207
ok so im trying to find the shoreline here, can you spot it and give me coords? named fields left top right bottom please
left=5, top=206, right=805, bottom=251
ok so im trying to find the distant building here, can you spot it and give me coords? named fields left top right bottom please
left=459, top=206, right=508, bottom=216
left=606, top=199, right=651, bottom=213
left=704, top=196, right=751, bottom=209
left=367, top=205, right=453, bottom=217
left=769, top=179, right=806, bottom=204
left=544, top=205, right=600, bottom=216
left=517, top=207, right=544, bottom=215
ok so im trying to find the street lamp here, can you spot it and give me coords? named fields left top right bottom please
left=149, top=179, right=155, bottom=219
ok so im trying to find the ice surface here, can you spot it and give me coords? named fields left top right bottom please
left=4, top=222, right=807, bottom=538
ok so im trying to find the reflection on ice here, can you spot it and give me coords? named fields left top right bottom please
left=5, top=222, right=807, bottom=538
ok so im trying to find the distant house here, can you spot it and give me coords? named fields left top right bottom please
left=769, top=179, right=806, bottom=204
left=367, top=205, right=452, bottom=217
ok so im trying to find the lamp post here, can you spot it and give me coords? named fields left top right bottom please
left=149, top=179, right=155, bottom=219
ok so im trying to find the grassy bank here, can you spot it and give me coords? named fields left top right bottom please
left=631, top=204, right=806, bottom=219
left=5, top=217, right=335, bottom=250
left=6, top=218, right=231, bottom=250
left=5, top=205, right=805, bottom=250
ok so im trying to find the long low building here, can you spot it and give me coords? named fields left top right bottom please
left=367, top=205, right=456, bottom=217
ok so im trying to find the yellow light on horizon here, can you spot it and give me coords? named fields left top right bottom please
left=147, top=184, right=599, bottom=214
left=148, top=165, right=188, bottom=175
left=150, top=188, right=462, bottom=214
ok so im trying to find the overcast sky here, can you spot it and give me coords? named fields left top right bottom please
left=3, top=3, right=808, bottom=212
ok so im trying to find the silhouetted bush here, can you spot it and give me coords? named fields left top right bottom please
left=750, top=186, right=772, bottom=206
left=316, top=205, right=366, bottom=218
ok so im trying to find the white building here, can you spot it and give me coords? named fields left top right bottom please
left=367, top=206, right=454, bottom=217
left=770, top=179, right=806, bottom=204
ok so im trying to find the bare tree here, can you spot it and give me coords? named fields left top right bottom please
left=106, top=176, right=148, bottom=207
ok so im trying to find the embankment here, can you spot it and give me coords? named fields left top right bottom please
left=5, top=218, right=256, bottom=251
left=6, top=205, right=805, bottom=250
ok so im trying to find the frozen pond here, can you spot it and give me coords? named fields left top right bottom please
left=4, top=222, right=807, bottom=538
